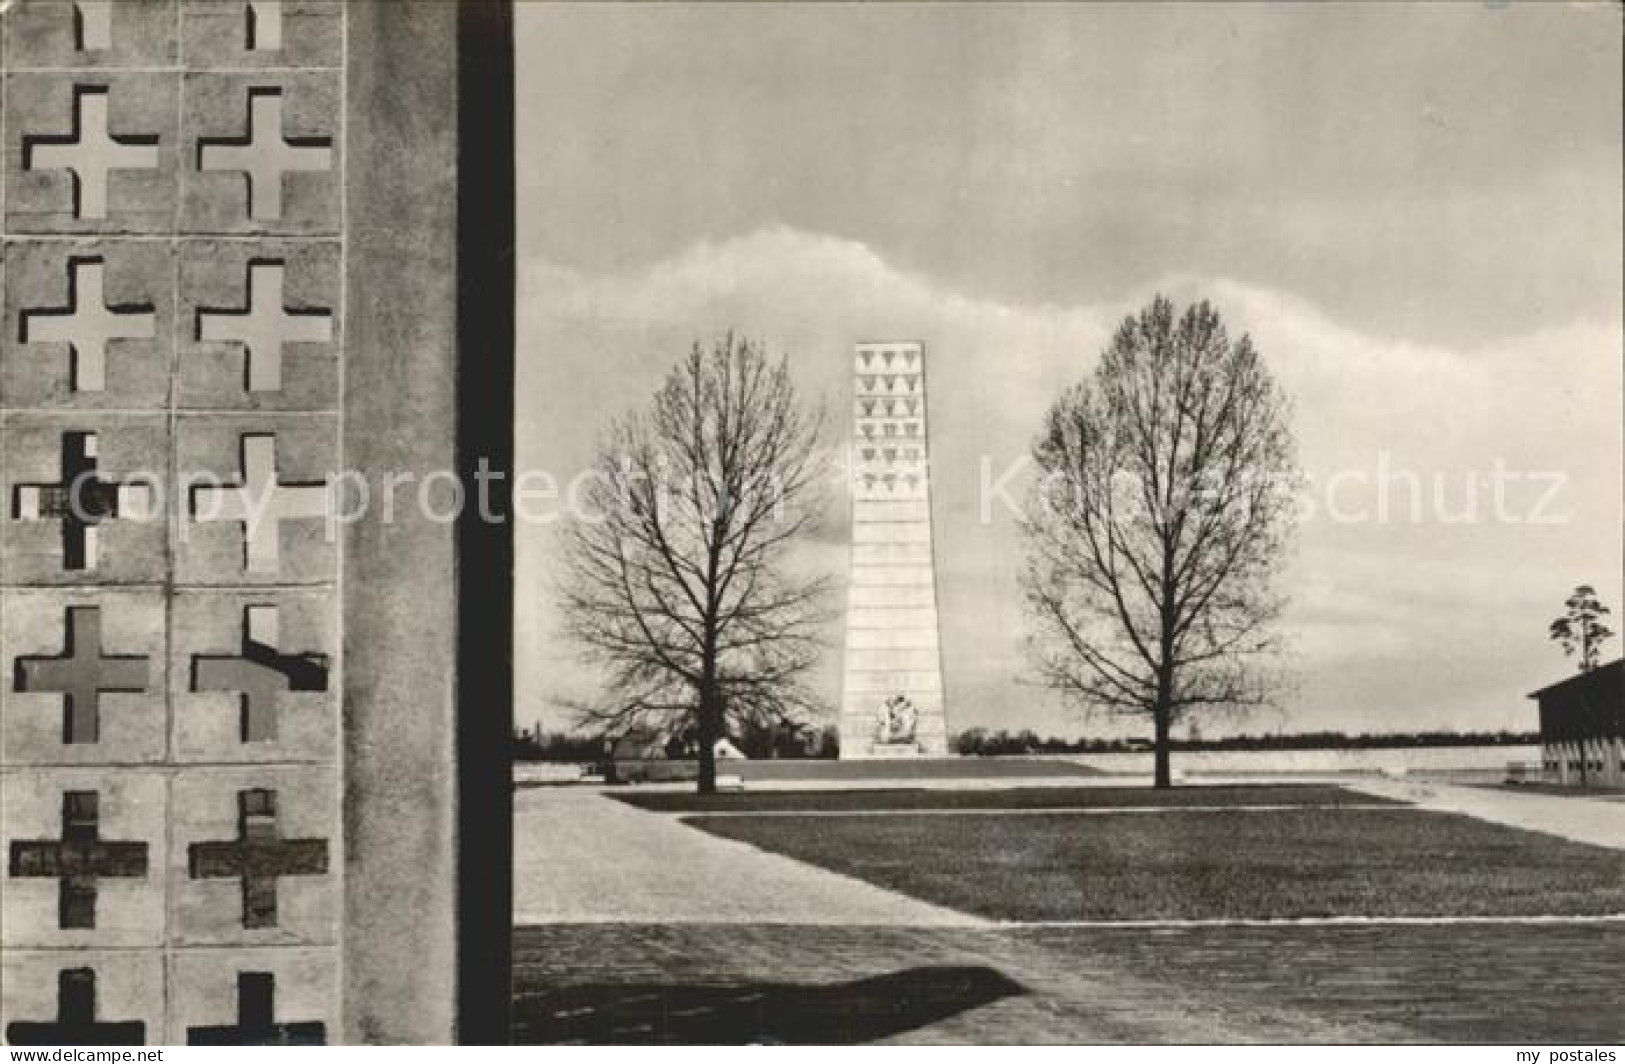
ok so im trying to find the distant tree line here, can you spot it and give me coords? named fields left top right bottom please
left=514, top=729, right=606, bottom=763
left=516, top=724, right=1537, bottom=761
left=952, top=727, right=1540, bottom=756
left=515, top=723, right=840, bottom=763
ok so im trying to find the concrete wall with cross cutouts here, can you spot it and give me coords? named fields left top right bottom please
left=2, top=1, right=513, bottom=1045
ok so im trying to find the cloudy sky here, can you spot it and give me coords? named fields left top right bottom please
left=513, top=2, right=1622, bottom=738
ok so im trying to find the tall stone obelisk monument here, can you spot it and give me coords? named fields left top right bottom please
left=838, top=342, right=949, bottom=757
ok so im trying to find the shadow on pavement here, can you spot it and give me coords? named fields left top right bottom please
left=513, top=964, right=1025, bottom=1044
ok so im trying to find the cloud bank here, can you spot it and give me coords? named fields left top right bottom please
left=516, top=226, right=1622, bottom=737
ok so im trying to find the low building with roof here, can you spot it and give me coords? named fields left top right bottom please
left=1528, top=659, right=1623, bottom=787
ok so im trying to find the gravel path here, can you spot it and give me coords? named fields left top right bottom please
left=513, top=787, right=988, bottom=925
left=1349, top=778, right=1625, bottom=849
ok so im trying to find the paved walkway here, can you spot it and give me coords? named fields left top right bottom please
left=513, top=788, right=988, bottom=925
left=512, top=783, right=1624, bottom=1043
left=664, top=802, right=1396, bottom=818
left=1349, top=778, right=1625, bottom=850
left=515, top=922, right=1624, bottom=1044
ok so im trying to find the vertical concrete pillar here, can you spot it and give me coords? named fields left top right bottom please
left=838, top=341, right=949, bottom=758
left=343, top=0, right=514, bottom=1043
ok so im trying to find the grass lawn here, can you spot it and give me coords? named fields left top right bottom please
left=616, top=783, right=1398, bottom=814
left=732, top=758, right=1103, bottom=781
left=685, top=807, right=1625, bottom=920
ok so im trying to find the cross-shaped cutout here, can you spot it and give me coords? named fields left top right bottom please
left=4, top=969, right=145, bottom=1046
left=23, top=258, right=157, bottom=393
left=25, top=86, right=160, bottom=221
left=191, top=605, right=329, bottom=742
left=197, top=262, right=332, bottom=392
left=9, top=791, right=148, bottom=930
left=246, top=1, right=284, bottom=51
left=13, top=432, right=154, bottom=572
left=14, top=606, right=151, bottom=745
left=198, top=88, right=332, bottom=221
left=188, top=789, right=328, bottom=929
left=189, top=434, right=330, bottom=574
left=75, top=2, right=114, bottom=51
left=187, top=972, right=324, bottom=1046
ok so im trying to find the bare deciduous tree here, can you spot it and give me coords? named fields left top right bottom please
left=1022, top=296, right=1296, bottom=787
left=561, top=333, right=829, bottom=793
